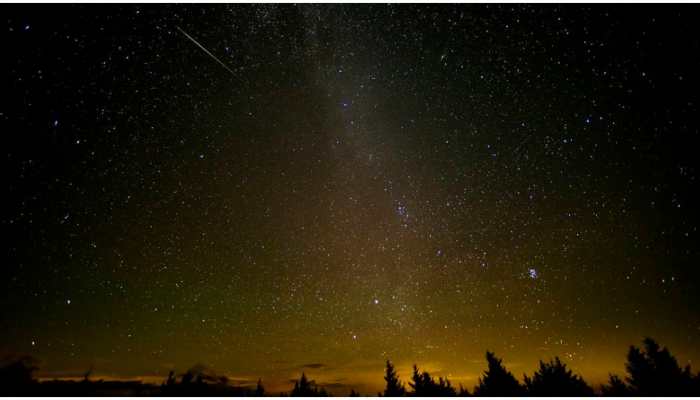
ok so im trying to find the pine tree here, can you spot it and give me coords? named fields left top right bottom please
left=291, top=372, right=312, bottom=396
left=524, top=357, right=593, bottom=396
left=625, top=337, right=695, bottom=395
left=383, top=360, right=405, bottom=396
left=473, top=351, right=524, bottom=396
left=409, top=365, right=426, bottom=395
left=290, top=372, right=328, bottom=397
left=436, top=376, right=457, bottom=396
left=408, top=364, right=455, bottom=396
left=601, top=374, right=629, bottom=396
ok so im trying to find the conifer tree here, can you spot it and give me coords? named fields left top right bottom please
left=473, top=351, right=524, bottom=396
left=524, top=357, right=593, bottom=396
left=383, top=360, right=406, bottom=396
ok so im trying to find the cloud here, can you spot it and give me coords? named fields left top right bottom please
left=300, top=363, right=326, bottom=369
left=227, top=377, right=258, bottom=387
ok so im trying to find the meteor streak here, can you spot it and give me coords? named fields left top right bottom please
left=176, top=26, right=237, bottom=76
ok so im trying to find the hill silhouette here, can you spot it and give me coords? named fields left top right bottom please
left=2, top=338, right=699, bottom=396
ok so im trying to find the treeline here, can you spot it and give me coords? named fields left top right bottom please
left=379, top=337, right=700, bottom=397
left=2, top=337, right=700, bottom=396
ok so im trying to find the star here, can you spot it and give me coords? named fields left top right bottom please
left=528, top=268, right=538, bottom=280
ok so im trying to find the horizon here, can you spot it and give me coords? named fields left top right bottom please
left=13, top=337, right=696, bottom=395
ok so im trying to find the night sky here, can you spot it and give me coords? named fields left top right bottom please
left=3, top=4, right=700, bottom=394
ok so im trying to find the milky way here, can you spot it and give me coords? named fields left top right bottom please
left=4, top=4, right=700, bottom=394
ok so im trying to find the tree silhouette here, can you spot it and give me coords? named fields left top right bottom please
left=165, top=370, right=176, bottom=386
left=473, top=351, right=524, bottom=396
left=82, top=365, right=94, bottom=382
left=290, top=372, right=328, bottom=396
left=160, top=370, right=177, bottom=395
left=5, top=336, right=700, bottom=396
left=291, top=372, right=311, bottom=396
left=409, top=365, right=425, bottom=395
left=624, top=337, right=695, bottom=395
left=408, top=364, right=456, bottom=396
left=436, top=376, right=457, bottom=396
left=524, top=357, right=593, bottom=396
left=457, top=383, right=470, bottom=396
left=349, top=388, right=360, bottom=396
left=255, top=378, right=265, bottom=396
left=181, top=370, right=194, bottom=386
left=0, top=356, right=39, bottom=395
left=383, top=360, right=406, bottom=396
left=601, top=374, right=630, bottom=396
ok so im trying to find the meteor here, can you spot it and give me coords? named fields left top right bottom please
left=176, top=26, right=237, bottom=77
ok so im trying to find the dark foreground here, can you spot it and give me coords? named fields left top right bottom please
left=2, top=338, right=700, bottom=396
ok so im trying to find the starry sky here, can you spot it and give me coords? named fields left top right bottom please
left=3, top=4, right=700, bottom=395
